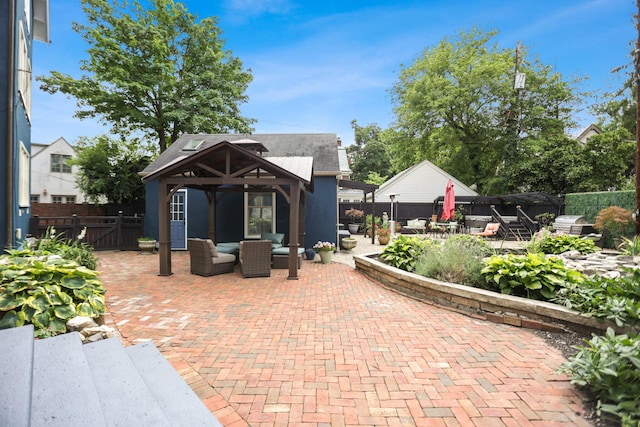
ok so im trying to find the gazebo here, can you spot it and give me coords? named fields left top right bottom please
left=141, top=139, right=314, bottom=279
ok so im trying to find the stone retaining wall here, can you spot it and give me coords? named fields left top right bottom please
left=354, top=253, right=636, bottom=336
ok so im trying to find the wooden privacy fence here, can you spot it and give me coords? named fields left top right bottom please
left=28, top=212, right=145, bottom=251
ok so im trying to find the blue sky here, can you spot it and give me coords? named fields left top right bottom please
left=32, top=0, right=635, bottom=147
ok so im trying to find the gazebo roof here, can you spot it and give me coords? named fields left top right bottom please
left=142, top=140, right=314, bottom=192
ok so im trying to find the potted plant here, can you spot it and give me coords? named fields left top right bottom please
left=304, top=248, right=317, bottom=260
left=313, top=241, right=336, bottom=264
left=593, top=206, right=634, bottom=249
left=376, top=225, right=391, bottom=245
left=137, top=236, right=156, bottom=253
left=345, top=208, right=364, bottom=234
left=364, top=214, right=381, bottom=238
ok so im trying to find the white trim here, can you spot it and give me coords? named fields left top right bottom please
left=244, top=190, right=276, bottom=238
left=19, top=141, right=30, bottom=208
left=170, top=189, right=188, bottom=250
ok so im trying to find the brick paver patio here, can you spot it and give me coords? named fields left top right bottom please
left=98, top=250, right=592, bottom=426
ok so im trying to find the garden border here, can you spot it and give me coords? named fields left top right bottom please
left=354, top=253, right=635, bottom=336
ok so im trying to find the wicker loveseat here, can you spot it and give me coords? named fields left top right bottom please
left=187, top=238, right=236, bottom=276
left=239, top=240, right=272, bottom=278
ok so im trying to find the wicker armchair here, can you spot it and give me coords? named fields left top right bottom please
left=187, top=239, right=236, bottom=276
left=239, top=240, right=272, bottom=278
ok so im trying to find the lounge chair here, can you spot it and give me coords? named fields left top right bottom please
left=239, top=240, right=272, bottom=278
left=471, top=223, right=500, bottom=238
left=187, top=238, right=236, bottom=276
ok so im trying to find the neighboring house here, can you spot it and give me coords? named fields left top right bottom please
left=0, top=0, right=49, bottom=249
left=337, top=140, right=364, bottom=203
left=140, top=134, right=341, bottom=276
left=573, top=123, right=603, bottom=145
left=31, top=137, right=87, bottom=204
left=368, top=159, right=478, bottom=204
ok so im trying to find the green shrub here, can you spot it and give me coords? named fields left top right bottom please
left=618, top=237, right=640, bottom=257
left=528, top=233, right=598, bottom=255
left=32, top=227, right=98, bottom=270
left=0, top=249, right=106, bottom=336
left=554, top=267, right=640, bottom=327
left=560, top=328, right=640, bottom=424
left=380, top=235, right=435, bottom=272
left=414, top=236, right=490, bottom=286
left=481, top=253, right=584, bottom=300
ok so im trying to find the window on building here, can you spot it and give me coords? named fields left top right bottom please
left=51, top=154, right=72, bottom=173
left=52, top=195, right=75, bottom=204
left=31, top=195, right=40, bottom=203
left=18, top=24, right=32, bottom=119
left=245, top=191, right=275, bottom=238
left=19, top=142, right=30, bottom=208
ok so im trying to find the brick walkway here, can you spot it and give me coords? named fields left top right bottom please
left=97, top=250, right=592, bottom=427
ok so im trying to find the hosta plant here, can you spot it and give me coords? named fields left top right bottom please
left=528, top=233, right=598, bottom=255
left=380, top=235, right=435, bottom=272
left=0, top=249, right=106, bottom=336
left=481, top=252, right=584, bottom=300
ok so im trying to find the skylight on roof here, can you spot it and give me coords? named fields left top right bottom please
left=182, top=139, right=204, bottom=151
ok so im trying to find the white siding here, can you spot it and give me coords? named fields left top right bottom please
left=31, top=137, right=86, bottom=203
left=370, top=160, right=477, bottom=203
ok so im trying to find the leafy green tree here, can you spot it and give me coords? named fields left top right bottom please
left=389, top=27, right=583, bottom=194
left=72, top=136, right=151, bottom=204
left=347, top=120, right=392, bottom=182
left=38, top=0, right=254, bottom=153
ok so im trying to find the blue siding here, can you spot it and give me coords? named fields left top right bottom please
left=1, top=0, right=33, bottom=249
left=144, top=176, right=338, bottom=249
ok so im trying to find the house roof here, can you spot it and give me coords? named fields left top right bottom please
left=573, top=123, right=603, bottom=144
left=142, top=133, right=340, bottom=177
left=370, top=159, right=477, bottom=203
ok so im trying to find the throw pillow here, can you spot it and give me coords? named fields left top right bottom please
left=206, top=239, right=218, bottom=257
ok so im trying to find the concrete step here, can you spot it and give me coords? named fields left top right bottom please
left=84, top=337, right=172, bottom=426
left=31, top=331, right=106, bottom=427
left=126, top=342, right=222, bottom=426
left=0, top=325, right=35, bottom=427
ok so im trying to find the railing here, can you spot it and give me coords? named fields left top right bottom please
left=28, top=212, right=145, bottom=251
left=516, top=205, right=538, bottom=235
left=489, top=205, right=509, bottom=239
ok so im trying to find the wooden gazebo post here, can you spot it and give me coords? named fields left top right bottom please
left=158, top=179, right=172, bottom=276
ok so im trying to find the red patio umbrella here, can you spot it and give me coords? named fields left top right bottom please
left=441, top=180, right=455, bottom=221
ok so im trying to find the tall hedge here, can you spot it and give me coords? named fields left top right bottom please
left=564, top=191, right=635, bottom=222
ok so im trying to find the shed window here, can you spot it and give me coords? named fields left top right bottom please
left=245, top=192, right=275, bottom=238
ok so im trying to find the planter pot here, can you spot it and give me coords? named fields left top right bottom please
left=305, top=249, right=317, bottom=260
left=138, top=240, right=156, bottom=253
left=341, top=238, right=357, bottom=251
left=348, top=223, right=360, bottom=234
left=318, top=251, right=333, bottom=264
left=377, top=235, right=390, bottom=245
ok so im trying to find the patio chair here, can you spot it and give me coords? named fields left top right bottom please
left=471, top=223, right=500, bottom=238
left=239, top=240, right=272, bottom=278
left=187, top=238, right=236, bottom=276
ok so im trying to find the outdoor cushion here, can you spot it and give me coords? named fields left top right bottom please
left=216, top=242, right=240, bottom=254
left=261, top=232, right=285, bottom=245
left=206, top=239, right=219, bottom=257
left=272, top=247, right=305, bottom=255
left=211, top=252, right=235, bottom=264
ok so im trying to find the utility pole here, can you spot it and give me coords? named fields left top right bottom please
left=636, top=0, right=640, bottom=234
